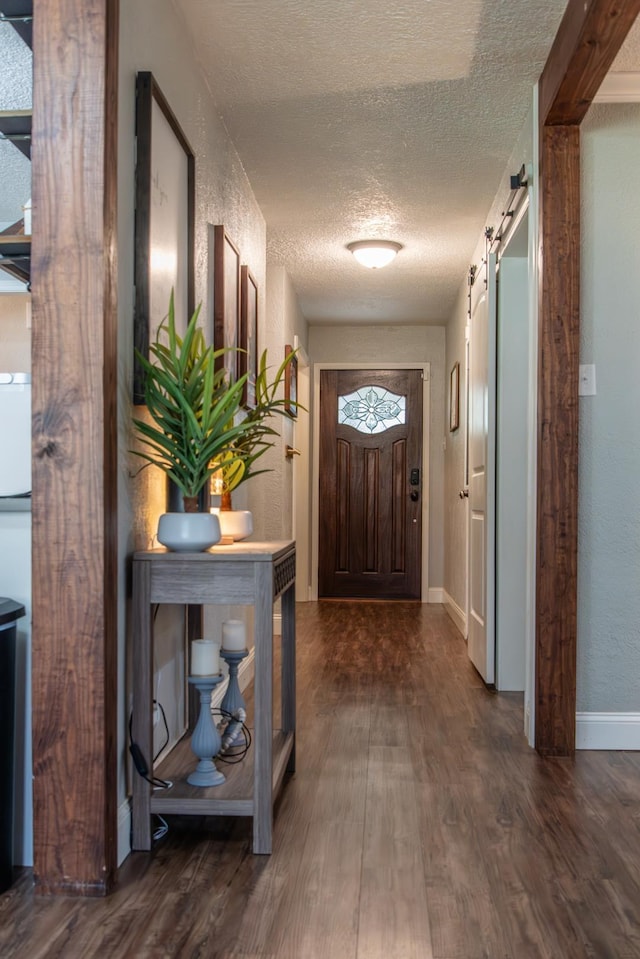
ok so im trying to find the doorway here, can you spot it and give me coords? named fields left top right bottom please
left=315, top=366, right=428, bottom=600
left=465, top=199, right=535, bottom=731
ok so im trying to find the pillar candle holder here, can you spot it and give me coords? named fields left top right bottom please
left=220, top=647, right=249, bottom=749
left=187, top=674, right=225, bottom=786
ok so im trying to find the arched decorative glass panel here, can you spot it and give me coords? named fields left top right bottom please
left=338, top=386, right=406, bottom=434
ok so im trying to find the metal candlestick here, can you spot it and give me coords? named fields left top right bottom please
left=220, top=647, right=249, bottom=749
left=187, top=674, right=225, bottom=786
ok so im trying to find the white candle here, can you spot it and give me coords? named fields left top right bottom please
left=222, top=619, right=247, bottom=652
left=191, top=639, right=220, bottom=675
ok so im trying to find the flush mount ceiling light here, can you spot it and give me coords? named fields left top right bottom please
left=346, top=240, right=403, bottom=269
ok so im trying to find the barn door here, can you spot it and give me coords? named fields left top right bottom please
left=319, top=369, right=423, bottom=599
left=467, top=254, right=497, bottom=683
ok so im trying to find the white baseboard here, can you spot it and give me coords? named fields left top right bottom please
left=118, top=648, right=256, bottom=865
left=427, top=587, right=444, bottom=603
left=442, top=590, right=467, bottom=638
left=576, top=712, right=640, bottom=750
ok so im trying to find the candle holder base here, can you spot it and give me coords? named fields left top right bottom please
left=187, top=760, right=226, bottom=788
left=187, top=675, right=226, bottom=787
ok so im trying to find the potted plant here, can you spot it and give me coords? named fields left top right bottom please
left=132, top=293, right=299, bottom=550
left=132, top=293, right=249, bottom=550
left=211, top=350, right=298, bottom=541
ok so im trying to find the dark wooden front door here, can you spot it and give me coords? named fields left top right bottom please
left=319, top=369, right=423, bottom=599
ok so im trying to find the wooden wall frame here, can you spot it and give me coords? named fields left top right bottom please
left=535, top=0, right=640, bottom=756
left=284, top=344, right=298, bottom=417
left=449, top=361, right=460, bottom=432
left=212, top=224, right=241, bottom=382
left=31, top=0, right=119, bottom=894
left=133, top=71, right=195, bottom=405
left=240, top=265, right=258, bottom=408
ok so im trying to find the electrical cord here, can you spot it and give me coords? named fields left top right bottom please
left=128, top=702, right=173, bottom=789
left=153, top=699, right=170, bottom=760
left=152, top=815, right=169, bottom=842
left=128, top=701, right=174, bottom=846
left=213, top=707, right=252, bottom=764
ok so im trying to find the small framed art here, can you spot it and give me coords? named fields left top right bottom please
left=133, top=71, right=195, bottom=404
left=284, top=344, right=298, bottom=417
left=240, top=265, right=258, bottom=408
left=211, top=224, right=241, bottom=382
left=449, top=361, right=460, bottom=432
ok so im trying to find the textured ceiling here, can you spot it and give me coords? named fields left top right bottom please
left=176, top=0, right=572, bottom=324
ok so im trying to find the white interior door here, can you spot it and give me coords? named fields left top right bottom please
left=496, top=249, right=528, bottom=690
left=468, top=254, right=497, bottom=683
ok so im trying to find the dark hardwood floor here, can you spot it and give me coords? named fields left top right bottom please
left=1, top=602, right=639, bottom=958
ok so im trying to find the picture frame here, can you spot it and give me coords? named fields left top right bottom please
left=212, top=224, right=241, bottom=383
left=239, top=266, right=258, bottom=408
left=133, top=71, right=195, bottom=405
left=284, top=344, right=298, bottom=417
left=449, top=361, right=460, bottom=432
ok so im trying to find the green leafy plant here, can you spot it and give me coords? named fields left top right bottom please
left=132, top=293, right=302, bottom=514
left=132, top=293, right=250, bottom=512
left=213, top=350, right=300, bottom=509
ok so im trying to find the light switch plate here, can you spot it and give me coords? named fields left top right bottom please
left=579, top=364, right=596, bottom=396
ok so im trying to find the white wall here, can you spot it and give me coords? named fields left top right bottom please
left=117, top=0, right=273, bottom=861
left=309, top=323, right=445, bottom=589
left=578, top=103, right=640, bottom=714
left=444, top=110, right=534, bottom=619
left=251, top=263, right=308, bottom=542
left=495, top=251, right=528, bottom=690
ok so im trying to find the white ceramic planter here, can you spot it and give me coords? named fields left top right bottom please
left=217, top=509, right=253, bottom=542
left=157, top=512, right=221, bottom=552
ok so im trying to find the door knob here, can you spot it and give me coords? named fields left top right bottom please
left=410, top=490, right=419, bottom=502
left=459, top=489, right=469, bottom=499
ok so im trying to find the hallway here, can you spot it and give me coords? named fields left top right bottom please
left=1, top=602, right=639, bottom=958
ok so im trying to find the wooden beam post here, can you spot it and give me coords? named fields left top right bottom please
left=535, top=124, right=580, bottom=755
left=31, top=0, right=119, bottom=894
left=535, top=0, right=640, bottom=754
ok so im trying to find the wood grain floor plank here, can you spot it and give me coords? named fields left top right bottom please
left=264, top=818, right=363, bottom=959
left=1, top=602, right=640, bottom=959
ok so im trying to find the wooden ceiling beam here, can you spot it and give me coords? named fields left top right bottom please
left=539, top=0, right=640, bottom=125
left=535, top=0, right=639, bottom=755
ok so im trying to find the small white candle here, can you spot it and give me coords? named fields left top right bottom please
left=191, top=639, right=220, bottom=675
left=222, top=619, right=247, bottom=652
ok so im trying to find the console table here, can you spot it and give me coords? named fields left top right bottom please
left=131, top=540, right=296, bottom=854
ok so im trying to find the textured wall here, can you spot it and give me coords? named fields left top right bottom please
left=578, top=103, right=640, bottom=713
left=117, top=0, right=268, bottom=826
left=119, top=0, right=267, bottom=550
left=251, top=263, right=308, bottom=541
left=309, top=323, right=446, bottom=588
left=443, top=274, right=469, bottom=610
left=443, top=110, right=534, bottom=613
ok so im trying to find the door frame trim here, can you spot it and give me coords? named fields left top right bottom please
left=292, top=336, right=311, bottom=601
left=311, top=362, right=431, bottom=602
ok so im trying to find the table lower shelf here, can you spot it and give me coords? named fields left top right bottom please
left=149, top=728, right=294, bottom=818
